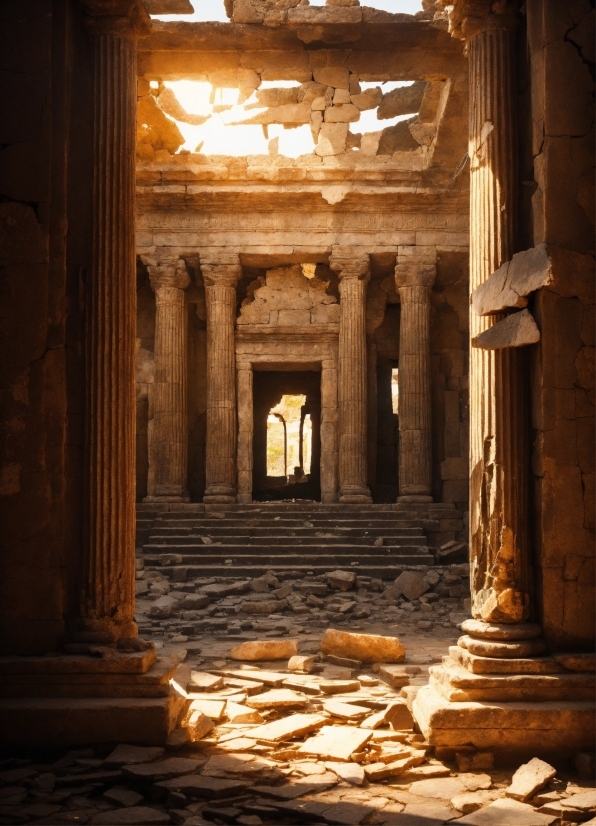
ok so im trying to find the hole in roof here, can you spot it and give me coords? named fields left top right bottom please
left=150, top=0, right=424, bottom=22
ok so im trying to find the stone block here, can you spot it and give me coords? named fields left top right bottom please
left=393, top=570, right=430, bottom=601
left=472, top=310, right=540, bottom=349
left=315, top=123, right=348, bottom=156
left=327, top=569, right=356, bottom=590
left=313, top=67, right=350, bottom=90
left=472, top=243, right=553, bottom=316
left=324, top=104, right=360, bottom=123
left=321, top=629, right=405, bottom=663
left=506, top=757, right=557, bottom=801
left=229, top=640, right=298, bottom=661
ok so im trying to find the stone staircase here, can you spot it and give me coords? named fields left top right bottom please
left=136, top=502, right=463, bottom=580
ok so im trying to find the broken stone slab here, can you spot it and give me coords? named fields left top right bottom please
left=230, top=640, right=297, bottom=661
left=393, top=570, right=430, bottom=601
left=225, top=702, right=263, bottom=724
left=378, top=664, right=411, bottom=688
left=155, top=775, right=250, bottom=799
left=122, top=757, right=202, bottom=782
left=454, top=797, right=558, bottom=825
left=298, top=725, right=372, bottom=761
left=246, top=689, right=308, bottom=709
left=188, top=672, right=223, bottom=691
left=321, top=629, right=405, bottom=664
left=147, top=596, right=178, bottom=619
left=385, top=700, right=415, bottom=731
left=90, top=807, right=172, bottom=825
left=181, top=594, right=209, bottom=610
left=559, top=790, right=596, bottom=816
left=103, top=785, right=144, bottom=807
left=323, top=699, right=370, bottom=720
left=472, top=309, right=540, bottom=349
left=253, top=772, right=338, bottom=800
left=188, top=698, right=226, bottom=721
left=212, top=669, right=287, bottom=686
left=326, top=570, right=357, bottom=591
left=288, top=655, right=317, bottom=673
left=472, top=243, right=552, bottom=316
left=320, top=679, right=361, bottom=694
left=240, top=599, right=285, bottom=615
left=363, top=750, right=426, bottom=780
left=324, top=761, right=366, bottom=786
left=186, top=710, right=215, bottom=740
left=223, top=677, right=265, bottom=695
left=249, top=713, right=327, bottom=743
left=200, top=581, right=250, bottom=598
left=324, top=654, right=363, bottom=669
left=104, top=744, right=165, bottom=768
left=505, top=758, right=558, bottom=801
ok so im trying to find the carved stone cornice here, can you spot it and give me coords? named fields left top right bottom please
left=438, top=0, right=519, bottom=41
left=142, top=255, right=190, bottom=291
left=329, top=248, right=370, bottom=282
left=82, top=0, right=151, bottom=38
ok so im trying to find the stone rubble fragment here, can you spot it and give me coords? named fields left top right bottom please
left=506, top=757, right=558, bottom=801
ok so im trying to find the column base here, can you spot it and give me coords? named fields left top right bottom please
left=204, top=484, right=236, bottom=504
left=0, top=651, right=188, bottom=747
left=339, top=485, right=372, bottom=504
left=396, top=494, right=433, bottom=503
left=413, top=683, right=595, bottom=764
left=236, top=494, right=252, bottom=504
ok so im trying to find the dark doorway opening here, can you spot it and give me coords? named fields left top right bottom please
left=253, top=371, right=321, bottom=501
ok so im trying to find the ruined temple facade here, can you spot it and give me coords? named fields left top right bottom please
left=0, top=0, right=594, bottom=764
left=133, top=15, right=471, bottom=507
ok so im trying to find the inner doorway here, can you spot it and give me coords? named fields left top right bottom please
left=252, top=371, right=321, bottom=501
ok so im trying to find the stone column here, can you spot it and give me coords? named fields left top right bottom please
left=200, top=252, right=241, bottom=504
left=462, top=7, right=533, bottom=627
left=330, top=248, right=372, bottom=504
left=236, top=364, right=253, bottom=504
left=78, top=3, right=150, bottom=644
left=320, top=358, right=339, bottom=503
left=142, top=255, right=190, bottom=502
left=394, top=248, right=436, bottom=503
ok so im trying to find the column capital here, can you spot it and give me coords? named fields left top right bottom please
left=438, top=0, right=520, bottom=41
left=329, top=248, right=370, bottom=281
left=82, top=0, right=151, bottom=39
left=394, top=247, right=437, bottom=289
left=142, top=255, right=190, bottom=291
left=200, top=251, right=242, bottom=287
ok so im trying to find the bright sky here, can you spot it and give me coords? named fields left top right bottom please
left=151, top=0, right=424, bottom=23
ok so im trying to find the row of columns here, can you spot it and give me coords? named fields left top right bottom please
left=140, top=247, right=436, bottom=507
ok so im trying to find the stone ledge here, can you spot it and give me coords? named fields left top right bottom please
left=0, top=693, right=187, bottom=748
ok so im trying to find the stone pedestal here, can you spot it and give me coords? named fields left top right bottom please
left=201, top=252, right=241, bottom=504
left=394, top=248, right=435, bottom=503
left=142, top=255, right=190, bottom=502
left=330, top=248, right=372, bottom=504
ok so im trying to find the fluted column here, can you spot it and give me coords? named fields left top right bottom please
left=200, top=252, right=241, bottom=504
left=449, top=3, right=531, bottom=626
left=330, top=248, right=372, bottom=504
left=78, top=3, right=150, bottom=644
left=394, top=248, right=436, bottom=503
left=142, top=255, right=190, bottom=502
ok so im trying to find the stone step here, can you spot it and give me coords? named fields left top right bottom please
left=142, top=542, right=430, bottom=556
left=151, top=519, right=436, bottom=531
left=146, top=533, right=426, bottom=545
left=154, top=561, right=433, bottom=579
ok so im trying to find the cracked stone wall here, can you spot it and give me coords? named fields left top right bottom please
left=0, top=0, right=93, bottom=654
left=526, top=0, right=595, bottom=649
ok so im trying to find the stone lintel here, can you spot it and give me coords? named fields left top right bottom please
left=472, top=243, right=552, bottom=316
left=472, top=309, right=540, bottom=349
left=82, top=0, right=152, bottom=38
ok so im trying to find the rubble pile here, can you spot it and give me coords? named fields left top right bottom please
left=135, top=565, right=471, bottom=645
left=1, top=630, right=594, bottom=825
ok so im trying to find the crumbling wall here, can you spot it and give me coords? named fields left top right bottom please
left=239, top=264, right=339, bottom=325
left=526, top=0, right=595, bottom=650
left=0, top=0, right=92, bottom=653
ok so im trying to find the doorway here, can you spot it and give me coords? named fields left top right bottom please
left=252, top=371, right=321, bottom=501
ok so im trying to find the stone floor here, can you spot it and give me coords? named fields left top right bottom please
left=1, top=597, right=594, bottom=826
